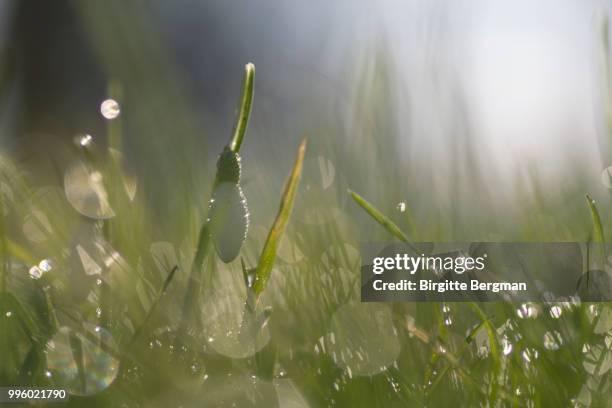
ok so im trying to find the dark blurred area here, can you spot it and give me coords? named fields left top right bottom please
left=4, top=0, right=105, bottom=150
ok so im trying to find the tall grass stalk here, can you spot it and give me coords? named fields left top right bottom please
left=252, top=138, right=307, bottom=297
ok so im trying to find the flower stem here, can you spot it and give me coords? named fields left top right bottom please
left=229, top=63, right=255, bottom=153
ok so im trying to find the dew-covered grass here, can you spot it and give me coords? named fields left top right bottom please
left=1, top=15, right=612, bottom=408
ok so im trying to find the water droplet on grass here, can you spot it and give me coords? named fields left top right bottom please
left=516, top=303, right=539, bottom=319
left=39, top=259, right=53, bottom=272
left=522, top=348, right=538, bottom=363
left=543, top=331, right=563, bottom=350
left=100, top=99, right=120, bottom=120
left=75, top=134, right=93, bottom=148
left=549, top=305, right=562, bottom=319
left=29, top=265, right=43, bottom=279
left=502, top=337, right=513, bottom=355
left=588, top=304, right=599, bottom=319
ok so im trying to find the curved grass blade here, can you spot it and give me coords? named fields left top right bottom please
left=252, top=138, right=307, bottom=296
left=349, top=190, right=416, bottom=251
left=586, top=194, right=605, bottom=243
left=229, top=63, right=255, bottom=153
left=585, top=194, right=606, bottom=269
left=128, top=265, right=178, bottom=347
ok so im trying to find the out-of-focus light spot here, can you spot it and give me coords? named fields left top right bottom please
left=29, top=265, right=43, bottom=279
left=100, top=99, right=120, bottom=120
left=39, top=259, right=53, bottom=272
left=75, top=134, right=93, bottom=148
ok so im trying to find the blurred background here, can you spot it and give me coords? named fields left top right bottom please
left=0, top=0, right=611, bottom=238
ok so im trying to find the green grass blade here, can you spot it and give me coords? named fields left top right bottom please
left=586, top=194, right=605, bottom=243
left=585, top=194, right=606, bottom=269
left=229, top=63, right=255, bottom=153
left=129, top=265, right=178, bottom=347
left=348, top=190, right=410, bottom=243
left=252, top=138, right=307, bottom=296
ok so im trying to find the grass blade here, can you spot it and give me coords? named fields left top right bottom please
left=229, top=63, right=255, bottom=153
left=348, top=189, right=411, bottom=243
left=129, top=265, right=178, bottom=347
left=585, top=194, right=605, bottom=243
left=252, top=138, right=307, bottom=296
left=585, top=194, right=606, bottom=269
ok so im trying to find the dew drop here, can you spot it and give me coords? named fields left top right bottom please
left=29, top=265, right=43, bottom=279
left=502, top=337, right=513, bottom=356
left=75, top=134, right=93, bottom=148
left=100, top=99, right=120, bottom=120
left=516, top=303, right=538, bottom=319
left=39, top=259, right=53, bottom=272
left=549, top=305, right=562, bottom=319
left=543, top=331, right=563, bottom=351
left=588, top=304, right=599, bottom=318
left=522, top=348, right=539, bottom=363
